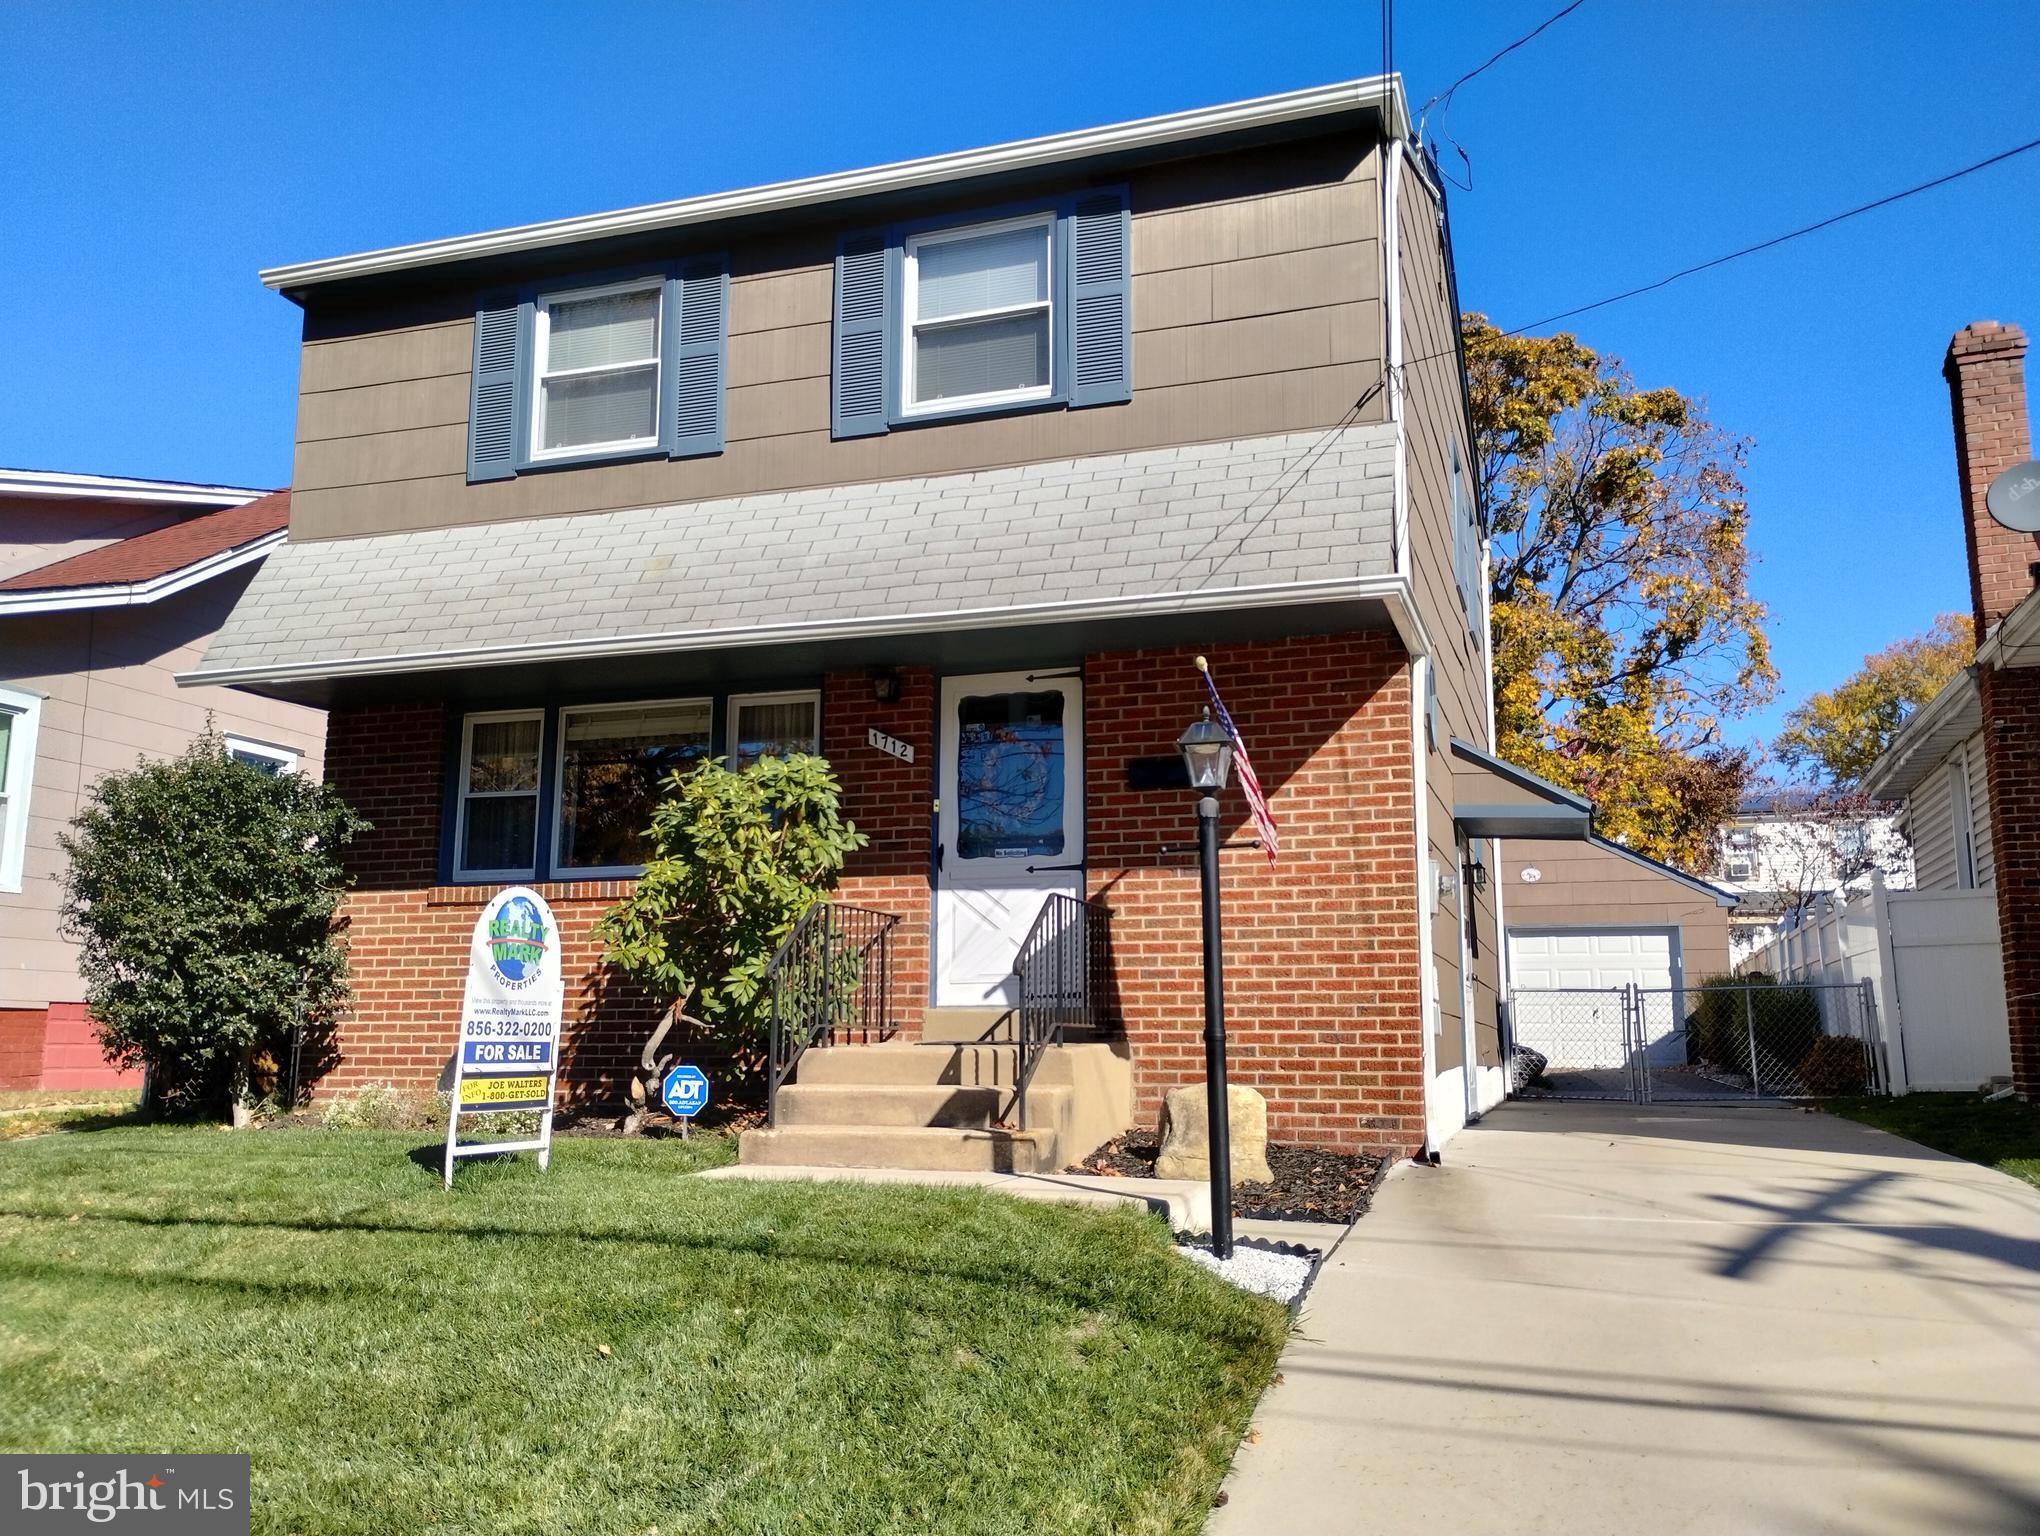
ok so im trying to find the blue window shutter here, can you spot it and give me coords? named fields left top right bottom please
left=467, top=295, right=526, bottom=481
left=665, top=257, right=728, bottom=458
left=832, top=232, right=892, bottom=438
left=1068, top=188, right=1132, bottom=408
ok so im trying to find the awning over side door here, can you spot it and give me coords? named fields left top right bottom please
left=1449, top=738, right=1592, bottom=839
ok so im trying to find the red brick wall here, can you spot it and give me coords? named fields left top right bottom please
left=1085, top=633, right=1423, bottom=1153
left=1944, top=322, right=2040, bottom=632
left=0, top=1008, right=43, bottom=1090
left=824, top=667, right=935, bottom=1040
left=1980, top=665, right=2040, bottom=1098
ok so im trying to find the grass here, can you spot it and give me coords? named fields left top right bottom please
left=0, top=1087, right=140, bottom=1112
left=1827, top=1092, right=2040, bottom=1190
left=0, top=1091, right=140, bottom=1142
left=0, top=1123, right=1286, bottom=1535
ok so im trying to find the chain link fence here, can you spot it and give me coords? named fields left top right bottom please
left=1509, top=979, right=1886, bottom=1103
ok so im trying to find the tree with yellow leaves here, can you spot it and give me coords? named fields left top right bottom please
left=1771, top=613, right=1974, bottom=787
left=1465, top=315, right=1776, bottom=870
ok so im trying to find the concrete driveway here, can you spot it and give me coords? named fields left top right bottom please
left=1210, top=1100, right=2040, bottom=1535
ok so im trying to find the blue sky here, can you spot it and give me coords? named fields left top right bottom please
left=3, top=1, right=2036, bottom=754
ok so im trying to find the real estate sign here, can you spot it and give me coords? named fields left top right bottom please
left=442, top=886, right=565, bottom=1188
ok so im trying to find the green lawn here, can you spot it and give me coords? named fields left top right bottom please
left=0, top=1123, right=1285, bottom=1535
left=1827, top=1093, right=2040, bottom=1190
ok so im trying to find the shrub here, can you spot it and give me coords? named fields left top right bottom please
left=321, top=1084, right=433, bottom=1131
left=59, top=728, right=368, bottom=1120
left=1685, top=973, right=1823, bottom=1085
left=1796, top=1035, right=1872, bottom=1095
left=594, top=753, right=867, bottom=1047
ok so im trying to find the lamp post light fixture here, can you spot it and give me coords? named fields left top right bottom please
left=1176, top=707, right=1236, bottom=1260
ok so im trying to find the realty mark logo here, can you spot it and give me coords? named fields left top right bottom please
left=484, top=892, right=552, bottom=991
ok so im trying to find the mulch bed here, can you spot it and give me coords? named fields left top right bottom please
left=1065, top=1135, right=1388, bottom=1223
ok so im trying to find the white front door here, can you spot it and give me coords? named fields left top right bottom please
left=935, top=670, right=1084, bottom=1006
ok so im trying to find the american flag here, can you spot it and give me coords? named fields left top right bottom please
left=1199, top=661, right=1278, bottom=865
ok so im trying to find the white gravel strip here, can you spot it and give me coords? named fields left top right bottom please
left=1177, top=1242, right=1315, bottom=1303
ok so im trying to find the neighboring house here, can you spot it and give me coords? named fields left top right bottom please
left=1857, top=321, right=2040, bottom=1099
left=187, top=76, right=1605, bottom=1161
left=1718, top=793, right=1911, bottom=966
left=1503, top=836, right=1738, bottom=996
left=0, top=473, right=327, bottom=1090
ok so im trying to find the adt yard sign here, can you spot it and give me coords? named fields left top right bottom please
left=662, top=1063, right=711, bottom=1118
left=442, top=887, right=565, bottom=1188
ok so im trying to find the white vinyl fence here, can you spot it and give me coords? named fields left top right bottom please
left=1738, top=873, right=2011, bottom=1093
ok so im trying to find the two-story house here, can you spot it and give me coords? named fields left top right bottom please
left=187, top=76, right=1596, bottom=1163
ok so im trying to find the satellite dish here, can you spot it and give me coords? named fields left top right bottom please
left=1986, top=460, right=2040, bottom=534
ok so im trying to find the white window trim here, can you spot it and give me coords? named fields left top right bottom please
left=224, top=734, right=300, bottom=775
left=900, top=212, right=1055, bottom=418
left=1949, top=747, right=1978, bottom=890
left=727, top=689, right=822, bottom=771
left=529, top=276, right=663, bottom=463
left=551, top=697, right=712, bottom=880
left=0, top=684, right=44, bottom=894
left=454, top=709, right=545, bottom=883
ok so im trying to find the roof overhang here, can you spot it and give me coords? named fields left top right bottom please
left=1449, top=738, right=1592, bottom=839
left=259, top=76, right=1409, bottom=297
left=0, top=469, right=265, bottom=508
left=1976, top=586, right=2040, bottom=671
left=1860, top=666, right=1982, bottom=801
left=182, top=570, right=1433, bottom=708
left=0, top=530, right=284, bottom=616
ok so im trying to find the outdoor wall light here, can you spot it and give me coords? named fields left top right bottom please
left=1466, top=846, right=1489, bottom=892
left=868, top=666, right=902, bottom=704
left=1176, top=709, right=1234, bottom=792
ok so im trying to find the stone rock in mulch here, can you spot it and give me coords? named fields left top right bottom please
left=1155, top=1083, right=1274, bottom=1184
left=1508, top=1044, right=1549, bottom=1092
left=1068, top=1134, right=1386, bottom=1223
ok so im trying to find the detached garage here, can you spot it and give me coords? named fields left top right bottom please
left=1502, top=838, right=1739, bottom=1075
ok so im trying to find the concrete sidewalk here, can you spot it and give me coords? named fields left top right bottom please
left=1210, top=1100, right=2040, bottom=1535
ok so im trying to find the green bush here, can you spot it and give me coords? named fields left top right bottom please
left=1685, top=973, right=1823, bottom=1085
left=59, top=728, right=368, bottom=1119
left=1797, top=1035, right=1872, bottom=1095
left=594, top=753, right=867, bottom=1044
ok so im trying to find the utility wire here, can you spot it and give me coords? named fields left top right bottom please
left=1514, top=134, right=2040, bottom=332
left=1416, top=0, right=1588, bottom=131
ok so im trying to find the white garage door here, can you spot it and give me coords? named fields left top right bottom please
left=1509, top=928, right=1683, bottom=1072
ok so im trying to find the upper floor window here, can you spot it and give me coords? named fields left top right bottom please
left=903, top=215, right=1053, bottom=416
left=0, top=684, right=42, bottom=894
left=533, top=279, right=662, bottom=460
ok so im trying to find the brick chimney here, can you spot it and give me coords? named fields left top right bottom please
left=1943, top=321, right=2040, bottom=635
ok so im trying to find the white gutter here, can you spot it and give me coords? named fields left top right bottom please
left=0, top=469, right=264, bottom=508
left=1859, top=666, right=1981, bottom=801
left=1384, top=140, right=1408, bottom=575
left=260, top=76, right=1410, bottom=293
left=181, top=569, right=1431, bottom=690
left=0, top=532, right=284, bottom=616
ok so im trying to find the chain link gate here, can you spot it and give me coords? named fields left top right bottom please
left=1509, top=980, right=1886, bottom=1103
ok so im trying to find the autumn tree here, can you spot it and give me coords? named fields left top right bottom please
left=1465, top=315, right=1775, bottom=870
left=1771, top=612, right=1974, bottom=787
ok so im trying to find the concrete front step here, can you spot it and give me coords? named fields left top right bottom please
left=798, top=1041, right=1020, bottom=1087
left=774, top=1081, right=1072, bottom=1129
left=738, top=1124, right=1059, bottom=1173
left=919, top=1006, right=1016, bottom=1043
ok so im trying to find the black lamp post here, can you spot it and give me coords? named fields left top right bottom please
left=1177, top=708, right=1236, bottom=1259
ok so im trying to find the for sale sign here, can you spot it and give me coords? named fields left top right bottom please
left=442, top=887, right=565, bottom=1188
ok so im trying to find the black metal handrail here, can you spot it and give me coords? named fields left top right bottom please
left=1011, top=893, right=1113, bottom=1128
left=766, top=902, right=901, bottom=1125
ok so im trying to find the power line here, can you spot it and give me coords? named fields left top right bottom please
left=1513, top=134, right=2040, bottom=332
left=1417, top=0, right=1588, bottom=131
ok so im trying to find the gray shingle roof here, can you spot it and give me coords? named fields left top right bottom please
left=192, top=425, right=1395, bottom=683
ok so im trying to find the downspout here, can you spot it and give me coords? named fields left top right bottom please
left=1383, top=132, right=1438, bottom=1160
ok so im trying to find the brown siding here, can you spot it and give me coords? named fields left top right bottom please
left=1501, top=840, right=1733, bottom=983
left=286, top=135, right=1387, bottom=541
left=1394, top=154, right=1501, bottom=1080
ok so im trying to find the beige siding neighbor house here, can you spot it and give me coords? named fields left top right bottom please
left=0, top=474, right=327, bottom=1089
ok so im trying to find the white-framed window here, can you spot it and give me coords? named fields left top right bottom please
left=901, top=213, right=1054, bottom=416
left=552, top=699, right=713, bottom=877
left=728, top=690, right=821, bottom=772
left=0, top=684, right=43, bottom=894
left=224, top=735, right=300, bottom=777
left=530, top=277, right=662, bottom=460
left=454, top=710, right=545, bottom=881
